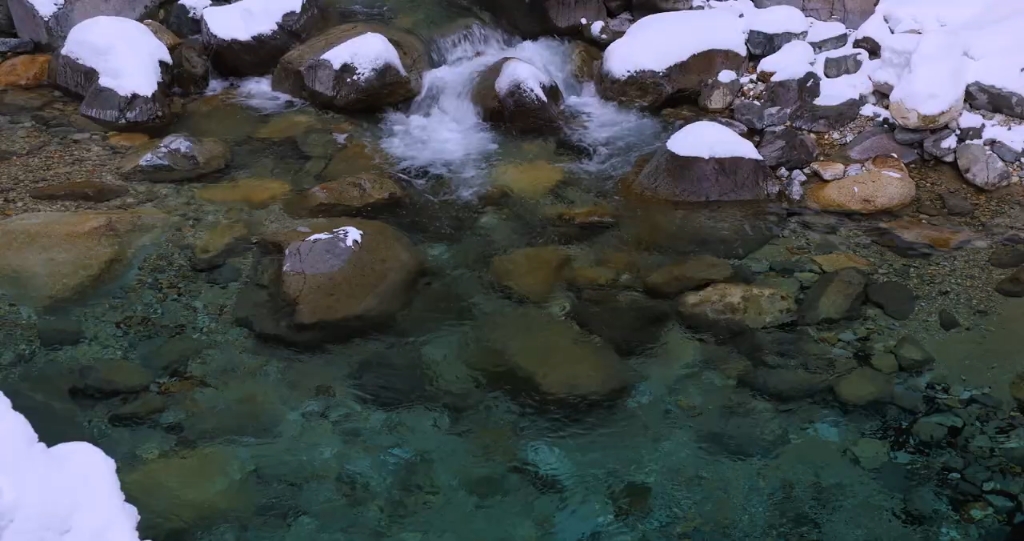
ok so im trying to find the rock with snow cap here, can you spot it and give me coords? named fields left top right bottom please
left=473, top=56, right=563, bottom=136
left=966, top=82, right=1024, bottom=121
left=165, top=0, right=217, bottom=38
left=8, top=0, right=160, bottom=48
left=744, top=5, right=809, bottom=57
left=624, top=121, right=772, bottom=202
left=921, top=129, right=957, bottom=162
left=201, top=0, right=323, bottom=77
left=598, top=10, right=748, bottom=110
left=888, top=34, right=967, bottom=130
left=956, top=143, right=1012, bottom=191
left=698, top=71, right=741, bottom=112
left=805, top=19, right=848, bottom=53
left=752, top=0, right=876, bottom=29
left=764, top=71, right=820, bottom=110
left=50, top=16, right=173, bottom=130
left=272, top=23, right=426, bottom=113
left=120, top=133, right=230, bottom=182
left=790, top=99, right=861, bottom=132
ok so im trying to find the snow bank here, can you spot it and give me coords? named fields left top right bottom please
left=26, top=0, right=63, bottom=18
left=179, top=0, right=212, bottom=18
left=203, top=0, right=304, bottom=41
left=666, top=121, right=762, bottom=160
left=61, top=16, right=171, bottom=97
left=744, top=5, right=808, bottom=35
left=959, top=110, right=1024, bottom=152
left=889, top=33, right=967, bottom=116
left=806, top=20, right=847, bottom=44
left=321, top=32, right=406, bottom=80
left=757, top=40, right=814, bottom=81
left=495, top=58, right=553, bottom=102
left=602, top=10, right=747, bottom=78
left=0, top=391, right=144, bottom=541
left=717, top=70, right=738, bottom=83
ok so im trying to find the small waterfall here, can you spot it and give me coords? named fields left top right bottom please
left=380, top=23, right=664, bottom=197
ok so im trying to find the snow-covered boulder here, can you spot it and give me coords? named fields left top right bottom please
left=471, top=0, right=605, bottom=38
left=956, top=143, right=1013, bottom=191
left=598, top=10, right=748, bottom=109
left=272, top=24, right=426, bottom=113
left=8, top=0, right=160, bottom=49
left=51, top=16, right=173, bottom=130
left=201, top=0, right=321, bottom=77
left=806, top=155, right=915, bottom=213
left=756, top=39, right=814, bottom=82
left=165, top=0, right=214, bottom=38
left=624, top=121, right=772, bottom=202
left=805, top=20, right=848, bottom=53
left=745, top=5, right=809, bottom=57
left=472, top=57, right=564, bottom=136
left=120, top=134, right=230, bottom=182
left=0, top=391, right=145, bottom=541
left=888, top=34, right=967, bottom=130
left=752, top=0, right=876, bottom=30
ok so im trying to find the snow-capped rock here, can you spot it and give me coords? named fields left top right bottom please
left=473, top=57, right=564, bottom=135
left=201, top=0, right=321, bottom=77
left=8, top=0, right=160, bottom=48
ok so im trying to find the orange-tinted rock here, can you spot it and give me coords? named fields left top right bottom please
left=0, top=54, right=51, bottom=88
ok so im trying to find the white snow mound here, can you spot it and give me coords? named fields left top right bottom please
left=495, top=58, right=553, bottom=103
left=745, top=5, right=809, bottom=35
left=757, top=40, right=814, bottom=81
left=0, top=391, right=144, bottom=541
left=61, top=16, right=171, bottom=97
left=321, top=32, right=407, bottom=80
left=26, top=0, right=63, bottom=18
left=666, top=121, right=762, bottom=160
left=203, top=0, right=304, bottom=41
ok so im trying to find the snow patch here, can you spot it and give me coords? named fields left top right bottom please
left=0, top=391, right=144, bottom=541
left=203, top=0, right=304, bottom=41
left=179, top=0, right=211, bottom=18
left=321, top=32, right=407, bottom=80
left=495, top=58, right=553, bottom=103
left=305, top=226, right=363, bottom=248
left=860, top=103, right=893, bottom=121
left=889, top=33, right=967, bottom=116
left=26, top=0, right=63, bottom=18
left=590, top=20, right=605, bottom=39
left=757, top=40, right=814, bottom=81
left=959, top=109, right=1024, bottom=152
left=717, top=69, right=738, bottom=83
left=61, top=16, right=171, bottom=97
left=744, top=5, right=809, bottom=35
left=806, top=20, right=847, bottom=43
left=602, top=10, right=747, bottom=79
left=666, top=121, right=762, bottom=160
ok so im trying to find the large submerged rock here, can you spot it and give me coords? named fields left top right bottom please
left=50, top=16, right=173, bottom=130
left=120, top=134, right=230, bottom=182
left=598, top=10, right=748, bottom=109
left=201, top=0, right=322, bottom=77
left=0, top=210, right=168, bottom=306
left=470, top=0, right=605, bottom=38
left=624, top=121, right=772, bottom=202
left=8, top=0, right=160, bottom=48
left=472, top=57, right=563, bottom=135
left=235, top=218, right=424, bottom=345
left=272, top=24, right=426, bottom=112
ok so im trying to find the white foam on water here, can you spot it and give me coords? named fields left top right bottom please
left=380, top=25, right=663, bottom=198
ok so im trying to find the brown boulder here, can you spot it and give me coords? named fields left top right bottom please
left=291, top=174, right=404, bottom=217
left=473, top=57, right=563, bottom=136
left=805, top=156, right=915, bottom=213
left=490, top=246, right=570, bottom=302
left=626, top=148, right=771, bottom=202
left=644, top=255, right=733, bottom=297
left=195, top=178, right=291, bottom=209
left=0, top=53, right=49, bottom=88
left=598, top=49, right=747, bottom=109
left=271, top=23, right=427, bottom=112
left=28, top=180, right=128, bottom=202
left=679, top=283, right=796, bottom=329
left=201, top=0, right=322, bottom=77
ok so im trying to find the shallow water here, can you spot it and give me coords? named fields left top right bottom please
left=3, top=3, right=1024, bottom=541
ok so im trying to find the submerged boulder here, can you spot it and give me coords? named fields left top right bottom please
left=470, top=0, right=605, bottom=38
left=598, top=10, right=748, bottom=109
left=8, top=0, right=160, bottom=48
left=201, top=0, right=322, bottom=77
left=51, top=16, right=173, bottom=130
left=235, top=219, right=424, bottom=345
left=624, top=121, right=771, bottom=202
left=272, top=24, right=427, bottom=112
left=120, top=134, right=230, bottom=182
left=473, top=57, right=563, bottom=136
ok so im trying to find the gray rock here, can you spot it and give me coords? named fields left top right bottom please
left=598, top=48, right=748, bottom=110
left=757, top=126, right=818, bottom=169
left=941, top=192, right=973, bottom=216
left=938, top=308, right=961, bottom=331
left=36, top=316, right=83, bottom=347
left=891, top=385, right=925, bottom=412
left=0, top=0, right=14, bottom=35
left=730, top=102, right=789, bottom=130
left=163, top=0, right=214, bottom=38
left=823, top=52, right=863, bottom=79
left=892, top=335, right=934, bottom=371
left=764, top=71, right=820, bottom=109
left=627, top=146, right=772, bottom=203
left=747, top=29, right=807, bottom=57
left=120, top=134, right=230, bottom=182
left=0, top=37, right=33, bottom=53
left=995, top=267, right=1024, bottom=298
left=992, top=141, right=1022, bottom=164
left=475, top=0, right=607, bottom=36
left=956, top=143, right=1012, bottom=190
left=837, top=126, right=918, bottom=164
left=790, top=99, right=861, bottom=132
left=965, top=81, right=1024, bottom=120
left=797, top=268, right=866, bottom=325
left=8, top=0, right=160, bottom=48
left=958, top=126, right=983, bottom=143
left=808, top=31, right=848, bottom=54
left=989, top=246, right=1024, bottom=269
left=833, top=367, right=891, bottom=406
left=865, top=281, right=915, bottom=321
left=893, top=127, right=930, bottom=145
left=751, top=0, right=877, bottom=29
left=604, top=0, right=630, bottom=16
left=984, top=494, right=1016, bottom=515
left=912, top=412, right=963, bottom=443
left=71, top=359, right=154, bottom=397
left=710, top=117, right=750, bottom=136
left=698, top=77, right=741, bottom=113
left=923, top=129, right=957, bottom=161
left=202, top=0, right=322, bottom=77
left=108, top=393, right=167, bottom=427
left=632, top=0, right=692, bottom=16
left=848, top=438, right=889, bottom=470
left=171, top=41, right=209, bottom=95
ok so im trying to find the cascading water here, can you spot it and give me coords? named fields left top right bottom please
left=380, top=23, right=665, bottom=197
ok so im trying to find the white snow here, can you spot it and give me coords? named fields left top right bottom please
left=860, top=103, right=893, bottom=121
left=320, top=32, right=407, bottom=80
left=744, top=5, right=809, bottom=35
left=812, top=48, right=872, bottom=105
left=666, top=121, right=762, bottom=160
left=0, top=391, right=144, bottom=541
left=717, top=70, right=738, bottom=83
left=958, top=109, right=1024, bottom=152
left=889, top=33, right=968, bottom=116
left=202, top=0, right=304, bottom=41
left=61, top=16, right=171, bottom=98
left=306, top=226, right=363, bottom=248
left=590, top=20, right=605, bottom=39
left=958, top=110, right=985, bottom=129
left=495, top=58, right=552, bottom=102
left=26, top=0, right=63, bottom=18
left=178, top=0, right=211, bottom=18
left=757, top=40, right=814, bottom=81
left=866, top=32, right=918, bottom=92
left=806, top=20, right=847, bottom=44
left=602, top=10, right=747, bottom=79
